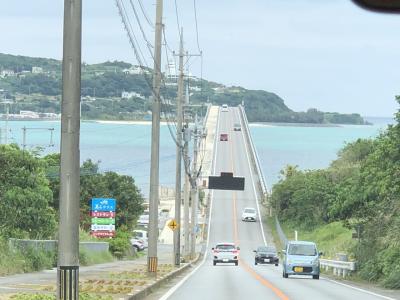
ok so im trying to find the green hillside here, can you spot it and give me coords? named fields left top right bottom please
left=0, top=53, right=368, bottom=124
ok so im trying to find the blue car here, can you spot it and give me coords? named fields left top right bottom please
left=282, top=240, right=322, bottom=280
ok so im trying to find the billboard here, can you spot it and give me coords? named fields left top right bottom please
left=208, top=172, right=245, bottom=191
left=90, top=198, right=116, bottom=238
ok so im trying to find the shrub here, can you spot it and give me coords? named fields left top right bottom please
left=108, top=229, right=131, bottom=258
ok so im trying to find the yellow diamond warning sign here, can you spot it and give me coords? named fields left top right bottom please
left=168, top=219, right=179, bottom=231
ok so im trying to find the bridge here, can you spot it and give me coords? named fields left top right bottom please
left=156, top=106, right=395, bottom=300
left=0, top=106, right=397, bottom=300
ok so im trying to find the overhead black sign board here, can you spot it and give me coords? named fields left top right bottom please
left=208, top=172, right=245, bottom=191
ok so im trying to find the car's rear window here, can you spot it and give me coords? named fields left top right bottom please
left=244, top=208, right=255, bottom=213
left=288, top=244, right=317, bottom=256
left=258, top=246, right=276, bottom=252
left=216, top=244, right=235, bottom=250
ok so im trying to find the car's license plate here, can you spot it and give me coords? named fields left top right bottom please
left=223, top=259, right=229, bottom=262
left=264, top=259, right=270, bottom=263
left=294, top=267, right=303, bottom=272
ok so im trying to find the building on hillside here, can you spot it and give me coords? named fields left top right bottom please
left=32, top=66, right=43, bottom=74
left=190, top=86, right=201, bottom=92
left=121, top=91, right=145, bottom=99
left=0, top=70, right=15, bottom=78
left=213, top=86, right=226, bottom=94
left=123, top=66, right=150, bottom=75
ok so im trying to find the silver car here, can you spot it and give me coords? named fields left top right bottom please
left=282, top=240, right=322, bottom=279
left=212, top=243, right=240, bottom=266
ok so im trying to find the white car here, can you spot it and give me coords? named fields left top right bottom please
left=212, top=242, right=240, bottom=266
left=133, top=229, right=148, bottom=241
left=137, top=213, right=149, bottom=228
left=221, top=104, right=228, bottom=112
left=130, top=238, right=146, bottom=251
left=241, top=207, right=257, bottom=222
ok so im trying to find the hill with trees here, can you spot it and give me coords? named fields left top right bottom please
left=0, top=53, right=368, bottom=124
left=271, top=97, right=400, bottom=288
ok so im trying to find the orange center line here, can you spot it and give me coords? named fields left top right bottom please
left=228, top=112, right=290, bottom=300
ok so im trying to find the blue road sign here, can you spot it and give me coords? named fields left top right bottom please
left=91, top=198, right=116, bottom=212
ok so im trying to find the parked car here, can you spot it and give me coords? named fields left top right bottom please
left=254, top=246, right=279, bottom=266
left=212, top=242, right=240, bottom=266
left=220, top=133, right=228, bottom=141
left=130, top=238, right=146, bottom=252
left=233, top=123, right=241, bottom=131
left=221, top=104, right=228, bottom=112
left=241, top=207, right=257, bottom=222
left=282, top=240, right=322, bottom=279
left=137, top=213, right=149, bottom=228
left=132, top=229, right=148, bottom=241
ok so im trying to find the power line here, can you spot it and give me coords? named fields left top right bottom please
left=193, top=0, right=202, bottom=53
left=137, top=0, right=154, bottom=29
left=129, top=0, right=154, bottom=54
left=174, top=0, right=181, bottom=37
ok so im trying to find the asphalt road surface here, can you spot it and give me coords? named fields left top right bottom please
left=159, top=107, right=398, bottom=300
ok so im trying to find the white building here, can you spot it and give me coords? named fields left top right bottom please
left=121, top=91, right=145, bottom=99
left=0, top=70, right=15, bottom=78
left=190, top=86, right=201, bottom=92
left=32, top=66, right=43, bottom=74
left=20, top=110, right=40, bottom=118
left=123, top=66, right=150, bottom=75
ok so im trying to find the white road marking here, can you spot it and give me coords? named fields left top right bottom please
left=159, top=108, right=221, bottom=300
left=321, top=277, right=397, bottom=300
left=235, top=107, right=267, bottom=246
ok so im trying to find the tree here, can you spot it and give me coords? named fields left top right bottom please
left=0, top=144, right=56, bottom=238
left=45, top=157, right=144, bottom=231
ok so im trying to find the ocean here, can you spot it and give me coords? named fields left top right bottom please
left=1, top=116, right=394, bottom=197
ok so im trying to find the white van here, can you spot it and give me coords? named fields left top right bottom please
left=221, top=104, right=228, bottom=112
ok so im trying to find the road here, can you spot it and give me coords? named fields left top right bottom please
left=160, top=107, right=398, bottom=300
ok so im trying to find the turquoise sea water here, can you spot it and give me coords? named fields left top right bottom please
left=2, top=117, right=394, bottom=197
left=250, top=116, right=393, bottom=191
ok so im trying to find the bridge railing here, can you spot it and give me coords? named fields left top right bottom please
left=238, top=105, right=268, bottom=199
left=275, top=216, right=288, bottom=248
left=320, top=259, right=356, bottom=278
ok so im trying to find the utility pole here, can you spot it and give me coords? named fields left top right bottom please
left=0, top=101, right=12, bottom=144
left=5, top=103, right=9, bottom=144
left=148, top=0, right=163, bottom=274
left=190, top=114, right=199, bottom=259
left=57, top=0, right=82, bottom=299
left=22, top=127, right=26, bottom=150
left=173, top=28, right=184, bottom=267
left=183, top=85, right=190, bottom=260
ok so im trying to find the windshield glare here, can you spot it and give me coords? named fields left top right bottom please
left=216, top=244, right=235, bottom=251
left=288, top=244, right=317, bottom=256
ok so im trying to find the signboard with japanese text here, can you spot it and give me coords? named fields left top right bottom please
left=91, top=218, right=116, bottom=225
left=91, top=224, right=115, bottom=231
left=91, top=198, right=116, bottom=212
left=91, top=231, right=115, bottom=238
left=90, top=211, right=116, bottom=218
left=90, top=198, right=116, bottom=238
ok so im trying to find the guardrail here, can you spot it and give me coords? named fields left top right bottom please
left=202, top=103, right=211, bottom=128
left=275, top=216, right=288, bottom=248
left=320, top=259, right=356, bottom=278
left=238, top=105, right=268, bottom=198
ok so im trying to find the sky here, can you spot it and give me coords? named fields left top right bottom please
left=0, top=0, right=399, bottom=117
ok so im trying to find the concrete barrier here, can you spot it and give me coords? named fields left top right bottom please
left=9, top=238, right=109, bottom=253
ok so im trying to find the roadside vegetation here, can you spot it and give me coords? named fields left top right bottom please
left=271, top=97, right=400, bottom=289
left=0, top=144, right=144, bottom=275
